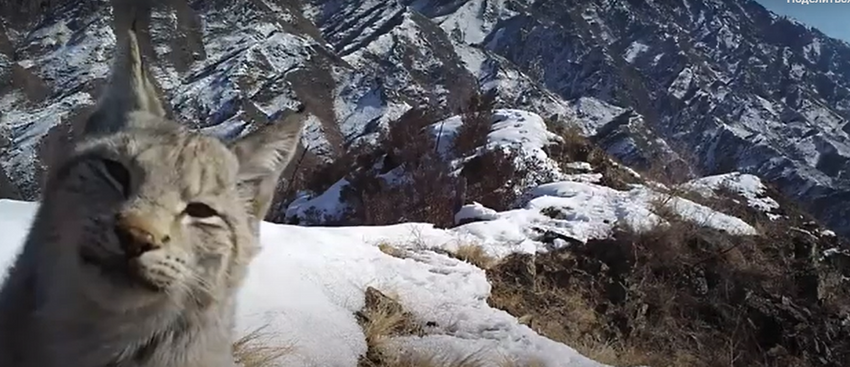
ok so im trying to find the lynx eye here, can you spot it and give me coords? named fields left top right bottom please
left=99, top=158, right=131, bottom=196
left=184, top=202, right=218, bottom=218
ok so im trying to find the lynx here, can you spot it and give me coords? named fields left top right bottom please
left=0, top=20, right=304, bottom=367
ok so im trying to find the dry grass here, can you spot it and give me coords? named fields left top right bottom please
left=487, top=215, right=850, bottom=367
left=487, top=266, right=652, bottom=367
left=647, top=191, right=681, bottom=223
left=233, top=325, right=296, bottom=367
left=543, top=118, right=590, bottom=166
left=360, top=299, right=418, bottom=351
left=448, top=243, right=497, bottom=269
left=497, top=357, right=549, bottom=367
left=375, top=351, right=486, bottom=367
left=377, top=241, right=410, bottom=259
left=357, top=287, right=425, bottom=367
left=356, top=287, right=550, bottom=367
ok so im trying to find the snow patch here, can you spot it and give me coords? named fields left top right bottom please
left=681, top=172, right=781, bottom=216
left=623, top=41, right=649, bottom=63
left=455, top=202, right=499, bottom=225
left=668, top=67, right=694, bottom=99
left=569, top=97, right=627, bottom=135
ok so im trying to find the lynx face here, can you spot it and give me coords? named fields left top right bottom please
left=40, top=28, right=304, bottom=311
left=78, top=125, right=244, bottom=297
left=59, top=111, right=301, bottom=308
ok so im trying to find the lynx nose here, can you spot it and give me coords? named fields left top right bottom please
left=114, top=213, right=170, bottom=258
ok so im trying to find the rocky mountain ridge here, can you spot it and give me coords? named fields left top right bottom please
left=3, top=0, right=850, bottom=237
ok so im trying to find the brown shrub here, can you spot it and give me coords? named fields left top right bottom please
left=543, top=116, right=641, bottom=191
left=460, top=147, right=526, bottom=211
left=384, top=107, right=439, bottom=164
left=487, top=220, right=850, bottom=367
left=543, top=118, right=594, bottom=165
left=279, top=91, right=528, bottom=227
left=447, top=243, right=497, bottom=269
left=342, top=148, right=460, bottom=227
left=452, top=91, right=496, bottom=157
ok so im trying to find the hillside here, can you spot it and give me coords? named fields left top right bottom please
left=3, top=105, right=850, bottom=365
left=4, top=0, right=850, bottom=237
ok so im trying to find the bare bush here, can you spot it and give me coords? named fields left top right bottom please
left=543, top=116, right=640, bottom=191
left=280, top=89, right=528, bottom=227
left=487, top=218, right=850, bottom=367
left=452, top=91, right=496, bottom=157
left=460, top=147, right=526, bottom=211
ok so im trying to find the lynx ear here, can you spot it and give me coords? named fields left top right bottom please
left=229, top=111, right=305, bottom=219
left=83, top=20, right=166, bottom=136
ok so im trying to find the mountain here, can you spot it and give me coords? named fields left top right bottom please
left=4, top=0, right=850, bottom=236
left=2, top=114, right=849, bottom=365
left=398, top=0, right=850, bottom=235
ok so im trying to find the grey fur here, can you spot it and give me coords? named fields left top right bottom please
left=0, top=20, right=304, bottom=367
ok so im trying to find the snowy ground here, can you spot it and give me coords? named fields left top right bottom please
left=0, top=199, right=612, bottom=367
left=681, top=172, right=782, bottom=219
left=0, top=167, right=764, bottom=365
left=0, top=106, right=772, bottom=366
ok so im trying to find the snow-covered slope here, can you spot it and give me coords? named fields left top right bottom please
left=0, top=198, right=611, bottom=366
left=0, top=157, right=769, bottom=365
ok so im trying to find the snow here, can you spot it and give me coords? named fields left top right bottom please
left=569, top=97, right=627, bottom=135
left=668, top=67, right=694, bottom=99
left=169, top=10, right=314, bottom=128
left=790, top=63, right=805, bottom=79
left=623, top=41, right=649, bottom=63
left=19, top=14, right=115, bottom=93
left=454, top=43, right=488, bottom=75
left=432, top=0, right=492, bottom=44
left=520, top=181, right=757, bottom=240
left=681, top=172, right=781, bottom=215
left=285, top=178, right=350, bottom=223
left=1, top=92, right=96, bottom=192
left=0, top=4, right=114, bottom=196
left=455, top=202, right=499, bottom=224
left=804, top=38, right=822, bottom=62
left=288, top=109, right=566, bottom=224
left=288, top=108, right=758, bottom=243
left=564, top=161, right=593, bottom=172
left=429, top=109, right=567, bottom=188
left=486, top=110, right=561, bottom=152
left=0, top=199, right=611, bottom=367
left=331, top=69, right=412, bottom=146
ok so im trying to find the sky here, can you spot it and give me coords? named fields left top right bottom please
left=756, top=0, right=850, bottom=42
